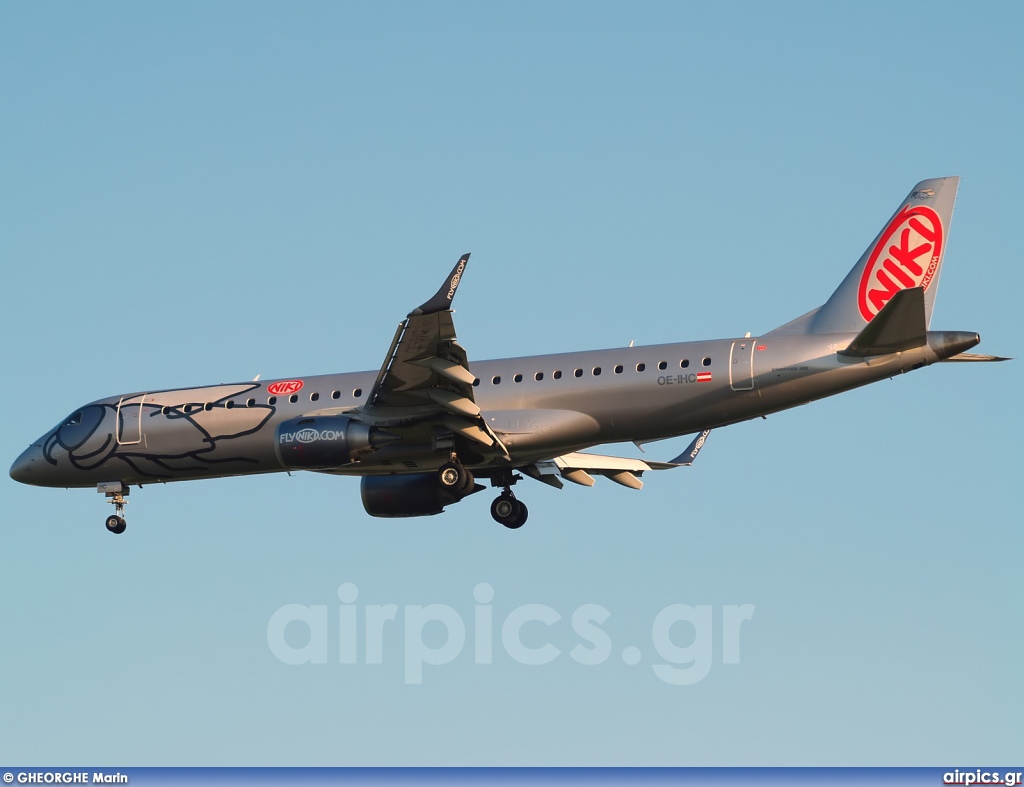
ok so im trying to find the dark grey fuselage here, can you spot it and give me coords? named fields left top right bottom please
left=10, top=329, right=976, bottom=489
left=10, top=177, right=992, bottom=505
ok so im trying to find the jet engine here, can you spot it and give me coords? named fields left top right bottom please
left=361, top=473, right=479, bottom=518
left=275, top=415, right=394, bottom=469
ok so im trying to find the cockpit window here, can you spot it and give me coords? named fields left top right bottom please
left=65, top=411, right=83, bottom=427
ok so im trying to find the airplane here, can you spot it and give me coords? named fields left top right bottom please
left=9, top=177, right=1007, bottom=533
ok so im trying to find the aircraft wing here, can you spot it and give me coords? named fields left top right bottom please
left=354, top=254, right=508, bottom=456
left=522, top=430, right=712, bottom=490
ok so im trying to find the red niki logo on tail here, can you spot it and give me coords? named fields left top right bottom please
left=857, top=204, right=943, bottom=322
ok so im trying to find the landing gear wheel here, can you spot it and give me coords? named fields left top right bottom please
left=105, top=515, right=126, bottom=535
left=491, top=494, right=528, bottom=529
left=438, top=462, right=465, bottom=490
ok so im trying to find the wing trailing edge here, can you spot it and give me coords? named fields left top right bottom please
left=522, top=430, right=713, bottom=491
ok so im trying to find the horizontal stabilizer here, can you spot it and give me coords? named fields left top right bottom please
left=839, top=287, right=926, bottom=358
left=941, top=352, right=1012, bottom=362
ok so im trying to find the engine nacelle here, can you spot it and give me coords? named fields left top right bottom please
left=275, top=415, right=381, bottom=469
left=360, top=474, right=463, bottom=518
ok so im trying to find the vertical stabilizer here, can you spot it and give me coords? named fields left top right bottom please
left=769, top=177, right=959, bottom=335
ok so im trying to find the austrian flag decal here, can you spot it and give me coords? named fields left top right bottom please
left=857, top=204, right=943, bottom=322
left=696, top=371, right=712, bottom=383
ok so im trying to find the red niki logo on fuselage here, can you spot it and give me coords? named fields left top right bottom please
left=857, top=204, right=943, bottom=322
left=267, top=380, right=304, bottom=396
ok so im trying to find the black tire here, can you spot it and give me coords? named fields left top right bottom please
left=491, top=494, right=516, bottom=522
left=457, top=468, right=476, bottom=497
left=491, top=495, right=526, bottom=529
left=106, top=515, right=126, bottom=535
left=438, top=462, right=464, bottom=489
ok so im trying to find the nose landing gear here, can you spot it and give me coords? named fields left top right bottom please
left=98, top=482, right=128, bottom=535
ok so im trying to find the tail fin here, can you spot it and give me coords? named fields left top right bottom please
left=768, top=177, right=959, bottom=335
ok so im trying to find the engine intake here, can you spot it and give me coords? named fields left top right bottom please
left=275, top=415, right=392, bottom=469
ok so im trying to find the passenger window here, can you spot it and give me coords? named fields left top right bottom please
left=681, top=359, right=690, bottom=368
left=353, top=388, right=363, bottom=397
left=492, top=376, right=501, bottom=385
left=658, top=361, right=667, bottom=370
left=614, top=365, right=623, bottom=374
left=268, top=397, right=277, bottom=405
left=593, top=367, right=602, bottom=376
left=246, top=398, right=256, bottom=407
left=553, top=370, right=562, bottom=380
left=225, top=401, right=235, bottom=409
left=310, top=392, right=320, bottom=402
left=574, top=368, right=583, bottom=378
left=636, top=363, right=646, bottom=372
left=514, top=373, right=523, bottom=383
left=473, top=378, right=480, bottom=386
left=204, top=402, right=214, bottom=411
left=332, top=391, right=341, bottom=400
left=702, top=357, right=712, bottom=367
left=535, top=372, right=544, bottom=381
left=289, top=395, right=298, bottom=403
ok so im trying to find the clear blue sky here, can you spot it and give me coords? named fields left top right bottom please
left=1, top=1, right=1020, bottom=766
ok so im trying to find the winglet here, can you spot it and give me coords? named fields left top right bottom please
left=411, top=253, right=471, bottom=316
left=668, top=429, right=711, bottom=466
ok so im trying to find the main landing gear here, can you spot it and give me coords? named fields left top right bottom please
left=437, top=460, right=476, bottom=497
left=439, top=457, right=530, bottom=529
left=488, top=469, right=528, bottom=529
left=490, top=492, right=528, bottom=529
left=98, top=482, right=128, bottom=535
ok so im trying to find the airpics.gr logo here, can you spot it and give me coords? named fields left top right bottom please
left=857, top=204, right=943, bottom=322
left=267, top=380, right=304, bottom=396
left=267, top=583, right=756, bottom=685
left=446, top=259, right=466, bottom=301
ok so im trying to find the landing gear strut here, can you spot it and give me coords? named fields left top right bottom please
left=489, top=469, right=528, bottom=529
left=99, top=482, right=128, bottom=535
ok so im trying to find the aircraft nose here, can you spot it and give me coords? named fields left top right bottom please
left=10, top=444, right=43, bottom=485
